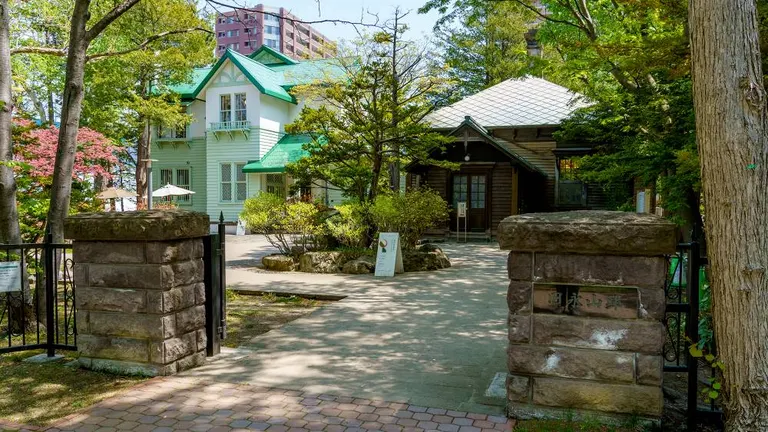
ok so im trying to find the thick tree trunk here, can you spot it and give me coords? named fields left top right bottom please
left=46, top=1, right=90, bottom=242
left=136, top=115, right=150, bottom=208
left=0, top=0, right=20, bottom=246
left=689, top=0, right=768, bottom=430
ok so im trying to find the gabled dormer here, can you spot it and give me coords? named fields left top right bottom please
left=248, top=45, right=299, bottom=66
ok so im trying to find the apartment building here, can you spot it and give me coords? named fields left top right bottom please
left=215, top=4, right=335, bottom=59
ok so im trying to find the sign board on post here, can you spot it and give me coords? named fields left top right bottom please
left=374, top=232, right=404, bottom=277
left=236, top=218, right=246, bottom=236
left=0, top=262, right=21, bottom=293
left=456, top=201, right=467, bottom=242
left=457, top=202, right=467, bottom=218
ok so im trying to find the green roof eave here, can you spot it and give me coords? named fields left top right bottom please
left=241, top=164, right=287, bottom=173
left=188, top=49, right=296, bottom=104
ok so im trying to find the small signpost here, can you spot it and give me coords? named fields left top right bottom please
left=374, top=232, right=404, bottom=277
left=0, top=262, right=21, bottom=293
left=456, top=201, right=467, bottom=242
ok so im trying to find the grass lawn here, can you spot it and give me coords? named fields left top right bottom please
left=224, top=290, right=331, bottom=348
left=0, top=351, right=146, bottom=427
left=513, top=418, right=651, bottom=432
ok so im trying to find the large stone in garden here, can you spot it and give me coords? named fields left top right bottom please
left=299, top=251, right=345, bottom=273
left=403, top=248, right=451, bottom=272
left=262, top=254, right=296, bottom=271
left=342, top=255, right=375, bottom=274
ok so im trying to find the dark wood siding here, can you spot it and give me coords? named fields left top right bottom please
left=491, top=163, right=514, bottom=234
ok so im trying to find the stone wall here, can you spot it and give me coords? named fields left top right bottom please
left=65, top=211, right=210, bottom=376
left=498, top=211, right=676, bottom=424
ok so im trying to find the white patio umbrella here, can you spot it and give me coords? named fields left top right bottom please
left=96, top=187, right=137, bottom=199
left=152, top=183, right=196, bottom=197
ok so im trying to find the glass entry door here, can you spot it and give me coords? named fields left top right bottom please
left=452, top=174, right=487, bottom=232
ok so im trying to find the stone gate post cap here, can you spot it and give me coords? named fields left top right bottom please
left=64, top=210, right=210, bottom=241
left=498, top=210, right=677, bottom=255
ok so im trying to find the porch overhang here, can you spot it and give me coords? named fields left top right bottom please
left=241, top=134, right=312, bottom=174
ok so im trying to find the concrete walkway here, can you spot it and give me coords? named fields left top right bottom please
left=189, top=236, right=510, bottom=415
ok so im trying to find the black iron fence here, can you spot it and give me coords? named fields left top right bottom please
left=204, top=213, right=227, bottom=356
left=664, top=241, right=723, bottom=430
left=0, top=230, right=77, bottom=357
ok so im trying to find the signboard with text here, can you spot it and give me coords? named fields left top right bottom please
left=0, top=262, right=21, bottom=293
left=374, top=233, right=404, bottom=277
left=457, top=202, right=467, bottom=218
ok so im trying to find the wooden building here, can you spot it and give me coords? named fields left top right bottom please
left=408, top=77, right=612, bottom=237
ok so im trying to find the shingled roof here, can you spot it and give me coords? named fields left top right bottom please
left=426, top=77, right=590, bottom=129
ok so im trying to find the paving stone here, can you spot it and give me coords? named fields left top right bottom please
left=426, top=409, right=447, bottom=416
left=452, top=418, right=473, bottom=426
left=437, top=424, right=459, bottom=432
left=412, top=413, right=433, bottom=421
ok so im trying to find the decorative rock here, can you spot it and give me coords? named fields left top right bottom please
left=342, top=255, right=375, bottom=274
left=299, top=251, right=346, bottom=273
left=262, top=254, right=297, bottom=271
left=402, top=249, right=451, bottom=272
left=498, top=211, right=677, bottom=256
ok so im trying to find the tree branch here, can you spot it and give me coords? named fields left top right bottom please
left=504, top=0, right=583, bottom=30
left=10, top=46, right=66, bottom=56
left=85, top=0, right=142, bottom=42
left=86, top=27, right=213, bottom=60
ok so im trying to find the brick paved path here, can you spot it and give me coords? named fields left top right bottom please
left=44, top=377, right=514, bottom=432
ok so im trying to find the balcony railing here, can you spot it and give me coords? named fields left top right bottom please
left=209, top=120, right=250, bottom=140
left=210, top=120, right=250, bottom=131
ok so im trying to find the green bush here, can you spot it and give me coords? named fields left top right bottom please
left=240, top=193, right=327, bottom=255
left=325, top=202, right=369, bottom=249
left=369, top=189, right=449, bottom=249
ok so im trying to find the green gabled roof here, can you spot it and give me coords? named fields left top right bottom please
left=167, top=67, right=212, bottom=99
left=189, top=49, right=294, bottom=103
left=270, top=58, right=347, bottom=88
left=167, top=49, right=345, bottom=104
left=248, top=45, right=298, bottom=65
left=241, top=134, right=312, bottom=173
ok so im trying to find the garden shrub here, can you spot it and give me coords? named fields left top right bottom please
left=240, top=192, right=327, bottom=255
left=369, top=189, right=449, bottom=249
left=325, top=202, right=369, bottom=249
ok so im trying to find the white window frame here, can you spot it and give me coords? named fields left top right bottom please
left=234, top=93, right=247, bottom=122
left=220, top=162, right=248, bottom=202
left=157, top=167, right=192, bottom=205
left=219, top=94, right=232, bottom=123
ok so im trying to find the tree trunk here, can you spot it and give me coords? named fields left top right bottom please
left=689, top=0, right=768, bottom=430
left=136, top=114, right=149, bottom=208
left=46, top=1, right=90, bottom=242
left=0, top=0, right=20, bottom=246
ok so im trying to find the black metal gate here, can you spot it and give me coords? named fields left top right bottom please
left=664, top=240, right=723, bottom=430
left=0, top=230, right=77, bottom=357
left=203, top=213, right=227, bottom=356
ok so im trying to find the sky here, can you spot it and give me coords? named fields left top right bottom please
left=208, top=0, right=442, bottom=43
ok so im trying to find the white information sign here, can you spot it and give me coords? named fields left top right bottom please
left=0, top=262, right=21, bottom=293
left=457, top=201, right=467, bottom=218
left=374, top=233, right=404, bottom=277
left=236, top=218, right=246, bottom=236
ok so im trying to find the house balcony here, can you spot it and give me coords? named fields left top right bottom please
left=209, top=120, right=251, bottom=140
left=155, top=128, right=190, bottom=148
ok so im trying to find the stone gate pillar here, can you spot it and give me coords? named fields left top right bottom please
left=498, top=211, right=676, bottom=424
left=65, top=210, right=210, bottom=376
